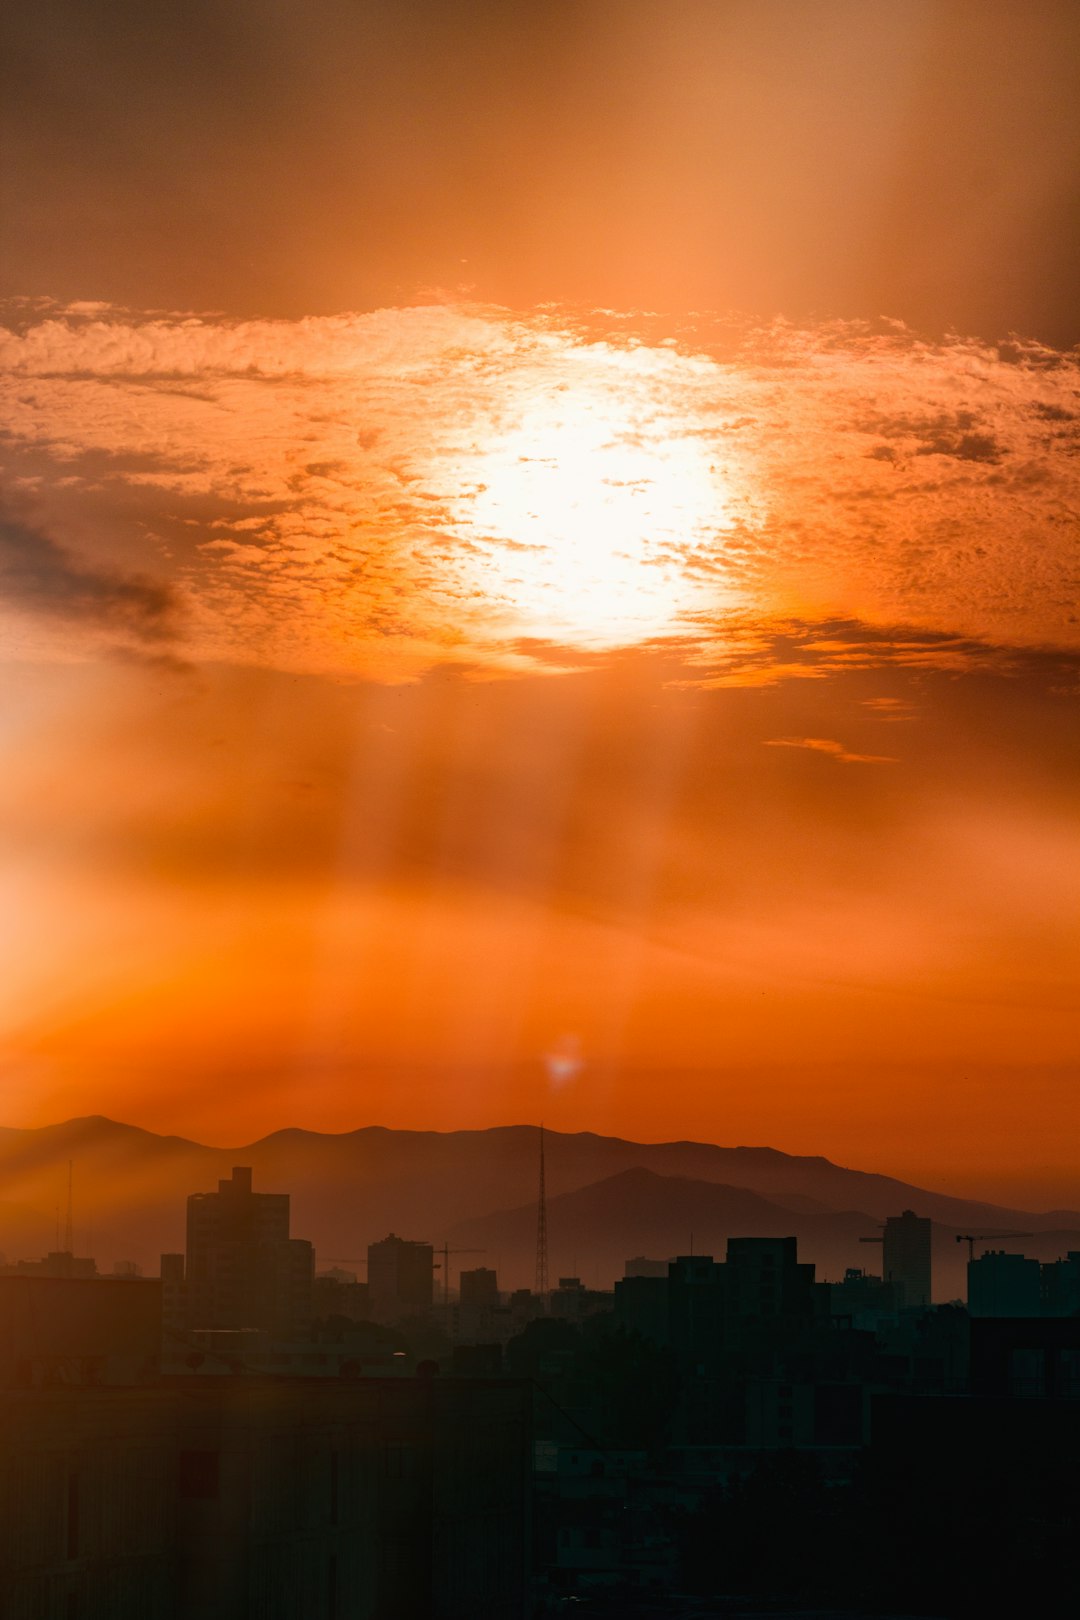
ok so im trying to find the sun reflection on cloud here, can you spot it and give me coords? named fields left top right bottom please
left=2, top=303, right=1079, bottom=679
left=432, top=382, right=743, bottom=648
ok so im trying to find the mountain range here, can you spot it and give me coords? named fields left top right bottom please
left=1, top=1116, right=1077, bottom=1300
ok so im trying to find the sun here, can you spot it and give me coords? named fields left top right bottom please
left=440, top=387, right=737, bottom=648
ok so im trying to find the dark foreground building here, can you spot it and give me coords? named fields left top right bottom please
left=0, top=1376, right=531, bottom=1619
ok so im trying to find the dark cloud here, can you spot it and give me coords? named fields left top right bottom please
left=864, top=410, right=1002, bottom=463
left=0, top=512, right=178, bottom=641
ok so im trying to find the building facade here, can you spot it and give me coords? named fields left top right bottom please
left=882, top=1211, right=932, bottom=1309
left=367, top=1234, right=434, bottom=1323
left=182, top=1167, right=314, bottom=1339
left=0, top=1376, right=532, bottom=1619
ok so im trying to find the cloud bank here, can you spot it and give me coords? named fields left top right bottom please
left=1, top=301, right=1078, bottom=681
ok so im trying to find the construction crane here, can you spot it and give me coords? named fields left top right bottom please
left=955, top=1232, right=1032, bottom=1262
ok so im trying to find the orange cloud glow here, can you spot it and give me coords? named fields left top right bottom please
left=2, top=300, right=1079, bottom=1201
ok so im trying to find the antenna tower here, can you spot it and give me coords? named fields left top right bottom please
left=534, top=1123, right=549, bottom=1300
left=64, top=1161, right=74, bottom=1256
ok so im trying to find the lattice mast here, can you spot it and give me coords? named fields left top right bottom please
left=534, top=1123, right=549, bottom=1301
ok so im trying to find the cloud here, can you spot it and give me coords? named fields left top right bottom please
left=862, top=696, right=917, bottom=722
left=0, top=510, right=179, bottom=644
left=1, top=302, right=1078, bottom=681
left=861, top=409, right=1002, bottom=463
left=763, top=736, right=897, bottom=765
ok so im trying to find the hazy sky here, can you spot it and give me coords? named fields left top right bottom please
left=2, top=2, right=1078, bottom=1203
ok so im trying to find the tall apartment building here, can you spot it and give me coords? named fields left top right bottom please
left=367, top=1234, right=434, bottom=1323
left=182, top=1167, right=314, bottom=1339
left=725, top=1236, right=818, bottom=1322
left=882, top=1210, right=932, bottom=1310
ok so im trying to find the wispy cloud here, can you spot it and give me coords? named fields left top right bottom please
left=763, top=736, right=897, bottom=765
left=862, top=696, right=918, bottom=722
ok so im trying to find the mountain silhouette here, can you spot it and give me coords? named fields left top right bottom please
left=1, top=1116, right=1077, bottom=1294
left=449, top=1165, right=880, bottom=1286
left=447, top=1164, right=1080, bottom=1296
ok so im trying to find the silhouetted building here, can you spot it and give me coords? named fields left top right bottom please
left=613, top=1272, right=670, bottom=1345
left=725, top=1236, right=817, bottom=1324
left=0, top=1274, right=161, bottom=1387
left=0, top=1375, right=531, bottom=1618
left=882, top=1210, right=932, bottom=1308
left=312, top=1271, right=371, bottom=1323
left=829, top=1266, right=898, bottom=1330
left=160, top=1253, right=187, bottom=1341
left=508, top=1288, right=546, bottom=1335
left=184, top=1166, right=314, bottom=1339
left=1042, top=1251, right=1080, bottom=1317
left=459, top=1267, right=499, bottom=1308
left=367, top=1233, right=434, bottom=1322
left=616, top=1239, right=820, bottom=1355
left=624, top=1256, right=668, bottom=1278
left=665, top=1253, right=725, bottom=1357
left=969, top=1316, right=1080, bottom=1399
left=968, top=1249, right=1042, bottom=1317
left=9, top=1250, right=97, bottom=1279
left=548, top=1277, right=613, bottom=1324
left=454, top=1266, right=506, bottom=1344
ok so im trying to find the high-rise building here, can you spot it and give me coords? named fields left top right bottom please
left=882, top=1211, right=932, bottom=1309
left=725, top=1236, right=817, bottom=1321
left=968, top=1250, right=1042, bottom=1318
left=367, top=1234, right=434, bottom=1322
left=183, top=1166, right=314, bottom=1338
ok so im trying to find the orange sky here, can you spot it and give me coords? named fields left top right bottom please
left=2, top=3, right=1080, bottom=1205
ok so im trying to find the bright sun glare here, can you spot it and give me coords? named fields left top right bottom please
left=443, top=390, right=736, bottom=648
